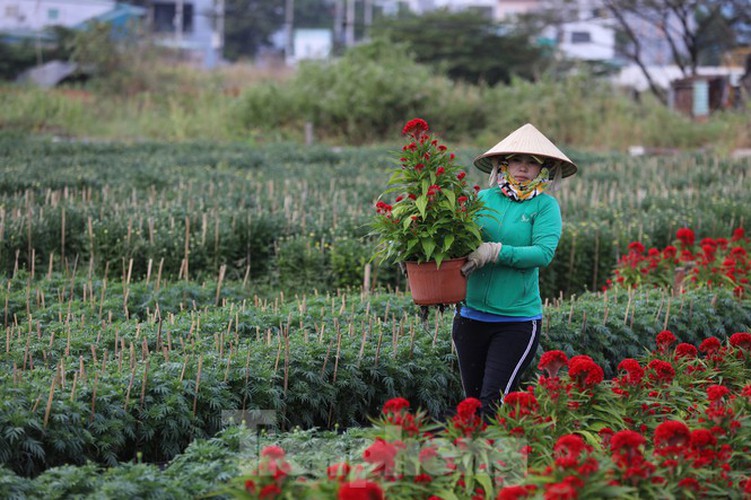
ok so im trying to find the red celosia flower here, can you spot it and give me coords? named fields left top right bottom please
left=674, top=343, right=698, bottom=360
left=456, top=397, right=482, bottom=420
left=729, top=332, right=751, bottom=350
left=503, top=392, right=539, bottom=418
left=259, top=483, right=282, bottom=499
left=436, top=166, right=445, bottom=175
left=245, top=479, right=256, bottom=493
left=628, top=241, right=646, bottom=254
left=458, top=195, right=468, bottom=205
left=457, top=171, right=466, bottom=180
left=338, top=480, right=385, bottom=500
left=328, top=462, right=351, bottom=481
left=646, top=359, right=675, bottom=385
left=698, top=337, right=722, bottom=355
left=543, top=475, right=583, bottom=500
left=538, top=350, right=568, bottom=378
left=382, top=397, right=410, bottom=414
left=655, top=330, right=677, bottom=353
left=452, top=397, right=485, bottom=436
left=568, top=355, right=604, bottom=389
left=553, top=434, right=588, bottom=469
left=362, top=438, right=399, bottom=474
left=676, top=227, right=695, bottom=247
left=402, top=118, right=429, bottom=138
left=677, top=477, right=701, bottom=491
left=610, top=430, right=647, bottom=469
left=496, top=484, right=537, bottom=500
left=707, top=384, right=731, bottom=402
left=689, top=428, right=717, bottom=450
left=663, top=245, right=678, bottom=259
left=731, top=227, right=745, bottom=241
left=654, top=420, right=690, bottom=449
left=617, top=358, right=644, bottom=385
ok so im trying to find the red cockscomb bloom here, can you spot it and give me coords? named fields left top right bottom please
left=338, top=480, right=385, bottom=500
left=676, top=228, right=695, bottom=247
left=554, top=434, right=589, bottom=469
left=707, top=385, right=731, bottom=402
left=382, top=397, right=410, bottom=414
left=656, top=330, right=677, bottom=353
left=328, top=462, right=352, bottom=481
left=647, top=359, right=675, bottom=385
left=402, top=118, right=429, bottom=138
left=663, top=245, right=678, bottom=259
left=731, top=227, right=745, bottom=242
left=503, top=392, right=539, bottom=418
left=698, top=337, right=722, bottom=355
left=538, top=350, right=569, bottom=378
left=259, top=484, right=282, bottom=499
left=674, top=343, right=698, bottom=360
left=617, top=358, right=645, bottom=385
left=496, top=484, right=537, bottom=499
left=729, top=332, right=751, bottom=350
left=543, top=475, right=583, bottom=499
left=628, top=241, right=646, bottom=254
left=362, top=438, right=400, bottom=474
left=654, top=420, right=691, bottom=449
left=568, top=355, right=604, bottom=389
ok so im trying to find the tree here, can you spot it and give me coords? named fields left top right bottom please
left=224, top=0, right=285, bottom=60
left=370, top=9, right=552, bottom=86
left=601, top=0, right=751, bottom=104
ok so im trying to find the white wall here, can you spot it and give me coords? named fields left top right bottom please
left=0, top=0, right=113, bottom=30
left=558, top=19, right=615, bottom=61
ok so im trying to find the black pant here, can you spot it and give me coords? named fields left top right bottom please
left=452, top=315, right=540, bottom=417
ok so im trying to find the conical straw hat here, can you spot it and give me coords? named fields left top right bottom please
left=473, top=123, right=577, bottom=178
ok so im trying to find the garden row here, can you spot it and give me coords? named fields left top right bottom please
left=3, top=329, right=751, bottom=498
left=2, top=134, right=750, bottom=298
left=2, top=265, right=750, bottom=476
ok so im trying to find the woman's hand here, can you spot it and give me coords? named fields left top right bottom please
left=461, top=242, right=502, bottom=276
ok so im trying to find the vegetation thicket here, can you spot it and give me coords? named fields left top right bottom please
left=1, top=38, right=750, bottom=151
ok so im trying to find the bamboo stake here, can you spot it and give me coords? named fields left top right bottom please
left=192, top=356, right=203, bottom=417
left=43, top=371, right=57, bottom=429
left=663, top=296, right=672, bottom=330
left=139, top=359, right=150, bottom=411
left=215, top=264, right=226, bottom=306
left=332, top=320, right=342, bottom=384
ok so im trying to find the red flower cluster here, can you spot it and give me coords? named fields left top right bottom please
left=337, top=479, right=385, bottom=500
left=381, top=397, right=421, bottom=436
left=451, top=397, right=486, bottom=437
left=538, top=350, right=568, bottom=378
left=608, top=227, right=749, bottom=297
left=402, top=118, right=429, bottom=138
left=503, top=392, right=539, bottom=419
left=567, top=355, right=604, bottom=390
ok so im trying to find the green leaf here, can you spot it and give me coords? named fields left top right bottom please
left=421, top=238, right=436, bottom=261
left=444, top=190, right=455, bottom=208
left=416, top=196, right=428, bottom=218
left=443, top=234, right=455, bottom=252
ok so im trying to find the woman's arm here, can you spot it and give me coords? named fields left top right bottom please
left=496, top=199, right=562, bottom=269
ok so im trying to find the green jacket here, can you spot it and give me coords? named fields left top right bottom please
left=465, top=187, right=562, bottom=317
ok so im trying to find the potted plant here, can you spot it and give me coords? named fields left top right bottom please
left=371, top=118, right=485, bottom=305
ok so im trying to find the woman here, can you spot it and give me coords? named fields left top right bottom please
left=453, top=123, right=577, bottom=417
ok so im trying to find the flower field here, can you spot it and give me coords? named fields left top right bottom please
left=1, top=133, right=751, bottom=498
left=228, top=331, right=751, bottom=499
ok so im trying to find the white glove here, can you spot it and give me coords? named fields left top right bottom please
left=461, top=242, right=502, bottom=276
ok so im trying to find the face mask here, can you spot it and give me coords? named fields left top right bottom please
left=497, top=165, right=550, bottom=201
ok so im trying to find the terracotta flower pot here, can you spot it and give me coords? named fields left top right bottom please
left=405, top=257, right=468, bottom=306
